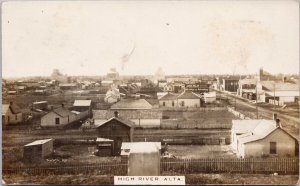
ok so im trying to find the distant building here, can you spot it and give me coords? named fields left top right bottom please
left=221, top=79, right=239, bottom=93
left=105, top=87, right=121, bottom=104
left=237, top=78, right=259, bottom=101
left=59, top=83, right=77, bottom=90
left=261, top=81, right=299, bottom=104
left=184, top=82, right=210, bottom=93
left=203, top=91, right=216, bottom=103
left=51, top=69, right=68, bottom=83
left=106, top=68, right=119, bottom=80
left=110, top=99, right=153, bottom=110
left=95, top=111, right=135, bottom=156
left=2, top=102, right=23, bottom=125
left=23, top=139, right=54, bottom=162
left=177, top=90, right=201, bottom=107
left=101, top=80, right=114, bottom=87
left=158, top=93, right=179, bottom=107
left=231, top=118, right=298, bottom=158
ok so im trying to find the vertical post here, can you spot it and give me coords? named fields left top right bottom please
left=273, top=83, right=276, bottom=109
left=256, top=79, right=258, bottom=119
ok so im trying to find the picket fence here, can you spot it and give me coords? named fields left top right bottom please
left=161, top=158, right=299, bottom=174
left=3, top=158, right=298, bottom=175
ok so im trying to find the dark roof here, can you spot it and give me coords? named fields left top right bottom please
left=177, top=91, right=201, bottom=99
left=96, top=116, right=135, bottom=128
left=159, top=93, right=179, bottom=100
left=53, top=107, right=75, bottom=117
left=110, top=99, right=152, bottom=110
left=2, top=104, right=21, bottom=114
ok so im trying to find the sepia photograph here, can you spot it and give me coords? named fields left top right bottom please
left=1, top=0, right=299, bottom=185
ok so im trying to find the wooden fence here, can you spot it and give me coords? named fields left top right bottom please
left=3, top=158, right=298, bottom=176
left=161, top=158, right=299, bottom=174
left=3, top=163, right=127, bottom=176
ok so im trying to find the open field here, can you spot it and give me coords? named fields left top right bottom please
left=3, top=173, right=298, bottom=185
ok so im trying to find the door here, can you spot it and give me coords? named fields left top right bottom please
left=113, top=137, right=123, bottom=156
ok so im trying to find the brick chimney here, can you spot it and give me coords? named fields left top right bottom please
left=273, top=113, right=277, bottom=121
left=114, top=111, right=119, bottom=118
left=275, top=119, right=282, bottom=128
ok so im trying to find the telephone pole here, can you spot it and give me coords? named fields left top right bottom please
left=256, top=79, right=258, bottom=119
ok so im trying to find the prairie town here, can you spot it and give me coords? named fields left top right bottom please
left=2, top=1, right=299, bottom=185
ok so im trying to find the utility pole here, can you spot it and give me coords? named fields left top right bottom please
left=273, top=82, right=276, bottom=110
left=256, top=79, right=258, bottom=119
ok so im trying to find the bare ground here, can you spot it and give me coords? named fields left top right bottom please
left=3, top=173, right=299, bottom=185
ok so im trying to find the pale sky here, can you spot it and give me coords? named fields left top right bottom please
left=2, top=0, right=299, bottom=77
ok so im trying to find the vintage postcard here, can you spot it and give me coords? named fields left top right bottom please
left=1, top=0, right=299, bottom=185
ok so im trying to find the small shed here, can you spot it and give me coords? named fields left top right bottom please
left=122, top=142, right=161, bottom=176
left=23, top=139, right=54, bottom=162
left=95, top=137, right=114, bottom=156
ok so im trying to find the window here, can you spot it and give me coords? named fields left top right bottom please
left=55, top=118, right=60, bottom=125
left=270, top=142, right=277, bottom=154
left=181, top=101, right=185, bottom=106
left=162, top=102, right=165, bottom=106
left=8, top=116, right=10, bottom=123
left=172, top=101, right=175, bottom=107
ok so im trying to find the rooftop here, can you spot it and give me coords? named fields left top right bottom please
left=261, top=81, right=299, bottom=91
left=93, top=110, right=162, bottom=119
left=24, top=139, right=53, bottom=147
left=159, top=93, right=179, bottom=100
left=73, top=100, right=92, bottom=107
left=53, top=107, right=75, bottom=117
left=95, top=116, right=135, bottom=128
left=121, top=142, right=161, bottom=155
left=2, top=103, right=21, bottom=115
left=177, top=91, right=201, bottom=99
left=110, top=99, right=152, bottom=110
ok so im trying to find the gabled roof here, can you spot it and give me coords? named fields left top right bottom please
left=52, top=107, right=75, bottom=117
left=2, top=104, right=21, bottom=115
left=95, top=116, right=135, bottom=128
left=177, top=91, right=201, bottom=99
left=110, top=99, right=152, bottom=110
left=159, top=93, right=179, bottom=100
left=232, top=119, right=297, bottom=144
left=232, top=120, right=276, bottom=134
left=73, top=100, right=92, bottom=107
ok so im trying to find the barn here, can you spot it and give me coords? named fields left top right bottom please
left=23, top=139, right=54, bottom=162
left=232, top=119, right=298, bottom=158
left=95, top=111, right=135, bottom=156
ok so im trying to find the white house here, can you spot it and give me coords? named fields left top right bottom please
left=177, top=90, right=201, bottom=107
left=2, top=102, right=23, bottom=125
left=41, top=107, right=77, bottom=127
left=231, top=119, right=298, bottom=158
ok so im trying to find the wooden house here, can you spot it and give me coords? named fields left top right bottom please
left=110, top=99, right=152, bottom=110
left=231, top=119, right=298, bottom=158
left=158, top=93, right=179, bottom=107
left=2, top=102, right=23, bottom=125
left=41, top=107, right=77, bottom=127
left=177, top=90, right=201, bottom=107
left=73, top=100, right=92, bottom=117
